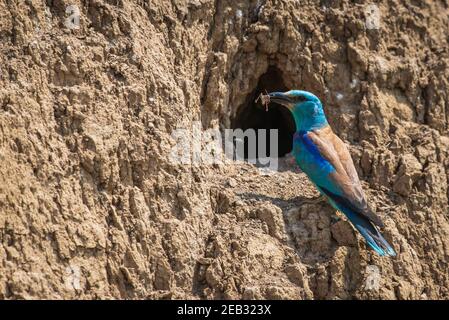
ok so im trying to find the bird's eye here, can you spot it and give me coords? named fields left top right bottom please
left=294, top=95, right=307, bottom=103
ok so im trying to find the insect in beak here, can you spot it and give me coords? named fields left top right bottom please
left=255, top=90, right=270, bottom=112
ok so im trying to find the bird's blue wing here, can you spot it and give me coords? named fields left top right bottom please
left=294, top=128, right=396, bottom=256
left=299, top=129, right=384, bottom=226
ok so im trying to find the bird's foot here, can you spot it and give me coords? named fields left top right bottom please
left=331, top=214, right=342, bottom=224
left=300, top=195, right=326, bottom=206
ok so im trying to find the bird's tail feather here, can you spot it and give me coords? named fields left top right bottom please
left=353, top=217, right=396, bottom=256
left=322, top=195, right=396, bottom=256
left=317, top=186, right=396, bottom=256
left=341, top=206, right=396, bottom=256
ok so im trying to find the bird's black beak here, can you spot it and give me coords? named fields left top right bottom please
left=268, top=92, right=293, bottom=109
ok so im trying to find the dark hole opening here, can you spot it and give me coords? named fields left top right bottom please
left=231, top=67, right=296, bottom=160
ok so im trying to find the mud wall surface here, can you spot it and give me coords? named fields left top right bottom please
left=0, top=0, right=448, bottom=299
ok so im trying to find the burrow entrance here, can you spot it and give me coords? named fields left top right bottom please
left=232, top=67, right=296, bottom=161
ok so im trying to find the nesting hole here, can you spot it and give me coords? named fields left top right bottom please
left=232, top=67, right=296, bottom=160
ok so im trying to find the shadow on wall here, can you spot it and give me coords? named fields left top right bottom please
left=232, top=66, right=296, bottom=160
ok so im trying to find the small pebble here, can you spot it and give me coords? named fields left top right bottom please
left=235, top=9, right=243, bottom=19
left=227, top=178, right=237, bottom=187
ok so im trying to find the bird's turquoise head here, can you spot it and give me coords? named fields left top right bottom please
left=268, top=90, right=328, bottom=131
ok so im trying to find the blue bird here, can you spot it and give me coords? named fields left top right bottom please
left=267, top=90, right=396, bottom=256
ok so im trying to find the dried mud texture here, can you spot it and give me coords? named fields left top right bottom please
left=0, top=0, right=448, bottom=299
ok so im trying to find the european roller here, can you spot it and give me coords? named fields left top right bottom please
left=265, top=90, right=396, bottom=256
